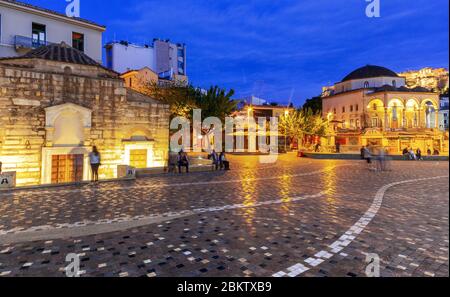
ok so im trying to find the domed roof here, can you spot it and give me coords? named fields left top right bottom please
left=342, top=65, right=399, bottom=82
left=21, top=42, right=101, bottom=67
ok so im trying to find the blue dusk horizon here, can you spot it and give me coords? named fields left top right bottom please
left=17, top=0, right=450, bottom=106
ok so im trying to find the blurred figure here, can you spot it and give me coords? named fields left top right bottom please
left=416, top=148, right=423, bottom=161
left=363, top=145, right=372, bottom=169
left=377, top=147, right=389, bottom=171
left=409, top=148, right=417, bottom=160
left=360, top=146, right=366, bottom=160
left=315, top=142, right=321, bottom=152
left=402, top=147, right=409, bottom=160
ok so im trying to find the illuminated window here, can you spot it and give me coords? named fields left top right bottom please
left=32, top=23, right=46, bottom=47
left=371, top=118, right=378, bottom=127
left=72, top=32, right=84, bottom=52
left=373, top=103, right=377, bottom=111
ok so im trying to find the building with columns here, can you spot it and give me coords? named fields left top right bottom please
left=322, top=65, right=448, bottom=154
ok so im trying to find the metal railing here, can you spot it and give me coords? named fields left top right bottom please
left=14, top=35, right=54, bottom=50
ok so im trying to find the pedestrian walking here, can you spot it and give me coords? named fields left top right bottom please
left=89, top=146, right=101, bottom=182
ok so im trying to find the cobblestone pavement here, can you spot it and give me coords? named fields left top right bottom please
left=0, top=154, right=448, bottom=277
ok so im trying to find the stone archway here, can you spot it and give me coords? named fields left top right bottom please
left=41, top=103, right=92, bottom=184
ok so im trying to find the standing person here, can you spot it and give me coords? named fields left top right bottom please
left=336, top=142, right=341, bottom=153
left=89, top=146, right=101, bottom=182
left=363, top=145, right=372, bottom=169
left=178, top=149, right=189, bottom=173
left=360, top=146, right=366, bottom=160
left=416, top=148, right=422, bottom=161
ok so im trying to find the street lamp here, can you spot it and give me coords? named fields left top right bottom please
left=284, top=109, right=289, bottom=152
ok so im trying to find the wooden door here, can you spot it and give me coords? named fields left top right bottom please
left=51, top=154, right=83, bottom=183
left=130, top=149, right=148, bottom=168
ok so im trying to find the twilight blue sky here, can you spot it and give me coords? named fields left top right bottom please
left=21, top=0, right=449, bottom=106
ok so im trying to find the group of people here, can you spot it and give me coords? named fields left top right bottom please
left=402, top=147, right=440, bottom=160
left=169, top=149, right=231, bottom=174
left=209, top=150, right=230, bottom=171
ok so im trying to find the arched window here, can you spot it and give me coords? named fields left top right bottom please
left=364, top=81, right=370, bottom=88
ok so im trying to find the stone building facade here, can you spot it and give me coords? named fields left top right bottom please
left=0, top=43, right=170, bottom=186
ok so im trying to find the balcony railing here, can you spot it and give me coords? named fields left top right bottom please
left=14, top=35, right=54, bottom=50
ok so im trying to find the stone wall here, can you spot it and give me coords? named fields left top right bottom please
left=0, top=59, right=170, bottom=186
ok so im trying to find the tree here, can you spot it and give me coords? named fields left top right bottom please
left=279, top=107, right=329, bottom=149
left=194, top=86, right=237, bottom=123
left=302, top=95, right=323, bottom=113
left=142, top=81, right=200, bottom=119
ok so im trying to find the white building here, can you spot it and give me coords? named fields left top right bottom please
left=105, top=39, right=187, bottom=80
left=439, top=96, right=449, bottom=131
left=0, top=0, right=105, bottom=63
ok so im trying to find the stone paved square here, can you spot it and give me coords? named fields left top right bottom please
left=0, top=154, right=448, bottom=277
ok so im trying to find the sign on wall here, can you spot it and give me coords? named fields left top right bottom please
left=0, top=172, right=16, bottom=189
left=117, top=165, right=136, bottom=179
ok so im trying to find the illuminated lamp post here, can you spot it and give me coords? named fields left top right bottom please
left=284, top=109, right=289, bottom=152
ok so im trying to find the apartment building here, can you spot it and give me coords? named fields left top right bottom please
left=0, top=0, right=105, bottom=62
left=105, top=39, right=187, bottom=81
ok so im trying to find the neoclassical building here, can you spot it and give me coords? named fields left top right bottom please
left=322, top=65, right=448, bottom=154
left=0, top=42, right=170, bottom=186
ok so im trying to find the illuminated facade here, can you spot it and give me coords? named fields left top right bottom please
left=322, top=65, right=448, bottom=154
left=0, top=42, right=170, bottom=186
left=398, top=67, right=449, bottom=94
left=230, top=104, right=294, bottom=152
